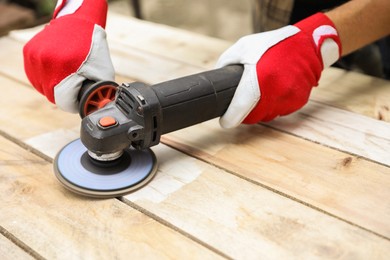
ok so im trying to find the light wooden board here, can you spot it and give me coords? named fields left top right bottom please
left=0, top=75, right=79, bottom=141
left=314, top=68, right=390, bottom=121
left=125, top=145, right=390, bottom=259
left=266, top=100, right=390, bottom=166
left=0, top=135, right=222, bottom=259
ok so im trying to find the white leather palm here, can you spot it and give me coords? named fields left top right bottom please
left=216, top=26, right=300, bottom=128
left=54, top=25, right=115, bottom=113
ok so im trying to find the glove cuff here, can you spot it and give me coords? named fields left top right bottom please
left=294, top=13, right=342, bottom=68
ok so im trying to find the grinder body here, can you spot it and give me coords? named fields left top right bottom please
left=81, top=65, right=243, bottom=159
left=54, top=65, right=243, bottom=198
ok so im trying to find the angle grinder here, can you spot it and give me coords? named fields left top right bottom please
left=54, top=65, right=243, bottom=198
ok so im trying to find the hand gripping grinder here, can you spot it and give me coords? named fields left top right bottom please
left=54, top=65, right=243, bottom=198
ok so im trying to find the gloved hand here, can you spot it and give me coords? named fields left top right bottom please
left=23, top=0, right=115, bottom=113
left=216, top=13, right=342, bottom=128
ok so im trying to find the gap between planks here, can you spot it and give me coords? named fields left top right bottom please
left=263, top=121, right=390, bottom=169
left=0, top=225, right=44, bottom=260
left=118, top=198, right=233, bottom=260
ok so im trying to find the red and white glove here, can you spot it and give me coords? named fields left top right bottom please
left=216, top=13, right=341, bottom=128
left=23, top=0, right=114, bottom=113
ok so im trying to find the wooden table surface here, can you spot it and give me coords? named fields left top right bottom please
left=1, top=12, right=389, bottom=259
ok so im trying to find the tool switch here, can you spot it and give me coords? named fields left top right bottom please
left=99, top=116, right=117, bottom=128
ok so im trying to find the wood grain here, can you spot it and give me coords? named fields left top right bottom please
left=0, top=136, right=222, bottom=259
left=163, top=118, right=390, bottom=238
left=2, top=115, right=390, bottom=259
left=314, top=68, right=390, bottom=121
left=0, top=76, right=79, bottom=141
left=266, top=100, right=390, bottom=165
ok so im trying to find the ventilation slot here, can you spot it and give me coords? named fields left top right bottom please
left=116, top=91, right=136, bottom=115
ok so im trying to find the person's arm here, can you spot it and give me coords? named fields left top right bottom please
left=326, top=0, right=390, bottom=55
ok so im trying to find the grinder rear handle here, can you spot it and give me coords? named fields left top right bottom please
left=80, top=65, right=244, bottom=155
left=146, top=64, right=244, bottom=134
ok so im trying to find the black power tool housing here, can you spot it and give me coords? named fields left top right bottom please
left=54, top=65, right=243, bottom=197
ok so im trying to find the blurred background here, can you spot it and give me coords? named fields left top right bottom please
left=109, top=0, right=252, bottom=41
left=0, top=0, right=252, bottom=41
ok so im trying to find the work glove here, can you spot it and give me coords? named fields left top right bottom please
left=216, top=13, right=342, bottom=128
left=23, top=0, right=114, bottom=113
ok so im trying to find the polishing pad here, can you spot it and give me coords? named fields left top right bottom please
left=54, top=139, right=157, bottom=198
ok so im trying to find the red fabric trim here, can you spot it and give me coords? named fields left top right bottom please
left=295, top=12, right=342, bottom=56
left=53, top=0, right=67, bottom=19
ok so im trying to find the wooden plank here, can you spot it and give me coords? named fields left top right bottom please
left=109, top=41, right=201, bottom=84
left=11, top=130, right=390, bottom=259
left=124, top=145, right=390, bottom=259
left=0, top=75, right=79, bottom=141
left=0, top=235, right=34, bottom=260
left=0, top=135, right=222, bottom=259
left=163, top=118, right=390, bottom=238
left=266, top=100, right=390, bottom=166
